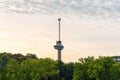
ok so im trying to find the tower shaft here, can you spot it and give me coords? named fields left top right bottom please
left=58, top=50, right=61, bottom=61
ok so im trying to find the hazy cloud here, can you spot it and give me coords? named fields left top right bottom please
left=0, top=0, right=120, bottom=19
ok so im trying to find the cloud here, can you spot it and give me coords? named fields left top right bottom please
left=0, top=0, right=120, bottom=19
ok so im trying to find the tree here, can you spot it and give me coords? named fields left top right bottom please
left=12, top=53, right=25, bottom=63
left=73, top=56, right=95, bottom=80
left=6, top=58, right=20, bottom=80
left=73, top=56, right=120, bottom=80
left=92, top=57, right=115, bottom=80
left=62, top=63, right=74, bottom=80
left=25, top=53, right=38, bottom=59
left=110, top=63, right=120, bottom=80
left=1, top=52, right=120, bottom=80
left=0, top=52, right=12, bottom=80
left=19, top=58, right=60, bottom=80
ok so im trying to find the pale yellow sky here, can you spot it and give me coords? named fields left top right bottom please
left=0, top=13, right=120, bottom=62
left=0, top=0, right=120, bottom=62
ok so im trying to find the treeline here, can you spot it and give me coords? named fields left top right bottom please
left=0, top=52, right=120, bottom=80
left=0, top=52, right=73, bottom=80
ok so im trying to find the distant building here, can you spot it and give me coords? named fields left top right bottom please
left=112, top=56, right=120, bottom=62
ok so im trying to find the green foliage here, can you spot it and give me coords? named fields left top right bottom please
left=25, top=53, right=38, bottom=59
left=6, top=57, right=60, bottom=80
left=73, top=56, right=120, bottom=80
left=57, top=61, right=74, bottom=80
left=6, top=58, right=20, bottom=80
left=0, top=52, right=12, bottom=80
left=11, top=53, right=38, bottom=63
left=1, top=52, right=120, bottom=80
left=110, top=63, right=120, bottom=80
left=73, top=56, right=95, bottom=80
left=63, top=63, right=74, bottom=80
left=19, top=58, right=59, bottom=80
left=93, top=57, right=115, bottom=80
left=12, top=53, right=25, bottom=63
left=0, top=52, right=60, bottom=80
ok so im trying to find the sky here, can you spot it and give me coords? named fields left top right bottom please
left=0, top=0, right=120, bottom=62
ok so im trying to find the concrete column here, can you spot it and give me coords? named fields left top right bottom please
left=58, top=50, right=61, bottom=61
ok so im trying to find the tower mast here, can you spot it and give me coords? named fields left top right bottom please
left=58, top=18, right=61, bottom=41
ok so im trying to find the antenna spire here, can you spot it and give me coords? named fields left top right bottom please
left=58, top=18, right=61, bottom=41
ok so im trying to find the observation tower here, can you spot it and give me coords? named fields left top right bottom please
left=54, top=18, right=64, bottom=61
